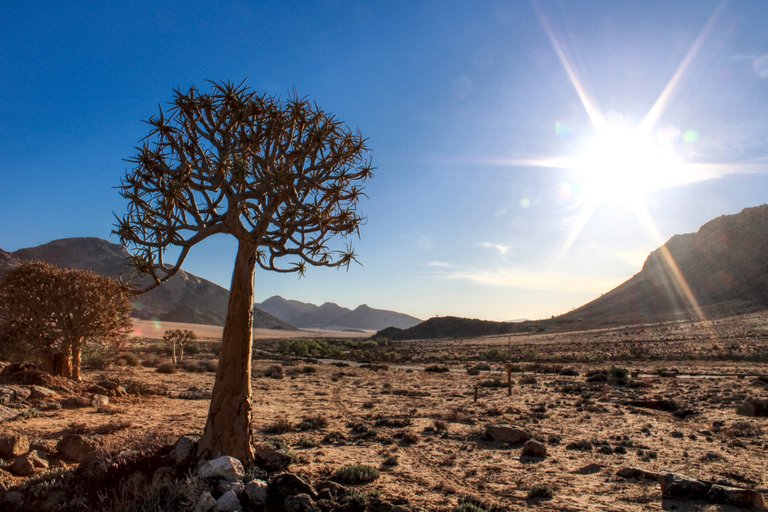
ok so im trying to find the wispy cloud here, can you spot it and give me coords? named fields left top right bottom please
left=478, top=242, right=510, bottom=256
left=425, top=260, right=452, bottom=268
left=443, top=267, right=622, bottom=294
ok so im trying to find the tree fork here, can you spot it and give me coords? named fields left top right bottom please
left=198, top=240, right=257, bottom=462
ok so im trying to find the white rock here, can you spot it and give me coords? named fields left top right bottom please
left=170, top=435, right=199, bottom=466
left=245, top=479, right=269, bottom=506
left=217, top=479, right=245, bottom=495
left=193, top=491, right=216, bottom=512
left=199, top=455, right=245, bottom=482
left=215, top=489, right=243, bottom=511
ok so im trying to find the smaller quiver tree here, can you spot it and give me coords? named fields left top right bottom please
left=116, top=80, right=373, bottom=462
left=0, top=261, right=132, bottom=380
left=163, top=328, right=196, bottom=363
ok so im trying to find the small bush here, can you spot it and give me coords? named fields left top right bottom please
left=519, top=374, right=537, bottom=385
left=299, top=415, right=328, bottom=430
left=263, top=419, right=293, bottom=434
left=156, top=363, right=177, bottom=374
left=527, top=484, right=553, bottom=500
left=264, top=365, right=284, bottom=379
left=334, top=464, right=380, bottom=485
left=425, top=365, right=449, bottom=373
left=479, top=377, right=504, bottom=388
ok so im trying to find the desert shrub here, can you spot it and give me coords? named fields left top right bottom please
left=334, top=464, right=380, bottom=484
left=142, top=356, right=161, bottom=368
left=181, top=361, right=206, bottom=373
left=519, top=374, right=537, bottom=385
left=399, top=430, right=419, bottom=445
left=558, top=367, right=579, bottom=376
left=424, top=364, right=449, bottom=373
left=263, top=419, right=294, bottom=434
left=453, top=496, right=490, bottom=512
left=609, top=366, right=630, bottom=385
left=122, top=353, right=140, bottom=366
left=479, top=377, right=504, bottom=388
left=299, top=414, right=328, bottom=430
left=433, top=419, right=448, bottom=433
left=201, top=359, right=217, bottom=372
left=480, top=348, right=507, bottom=361
left=727, top=420, right=762, bottom=437
left=375, top=416, right=412, bottom=428
left=527, top=484, right=553, bottom=500
left=467, top=367, right=481, bottom=376
left=301, top=365, right=317, bottom=374
left=263, top=364, right=284, bottom=379
left=381, top=453, right=399, bottom=467
left=296, top=436, right=319, bottom=448
left=585, top=370, right=608, bottom=383
left=156, top=362, right=177, bottom=374
left=83, top=345, right=113, bottom=370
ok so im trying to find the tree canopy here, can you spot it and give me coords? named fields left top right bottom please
left=115, top=80, right=373, bottom=462
left=0, top=261, right=132, bottom=380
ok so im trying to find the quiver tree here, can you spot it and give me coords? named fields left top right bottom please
left=0, top=261, right=132, bottom=380
left=115, top=80, right=373, bottom=462
left=164, top=328, right=196, bottom=363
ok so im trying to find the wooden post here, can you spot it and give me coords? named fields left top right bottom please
left=474, top=385, right=478, bottom=403
left=507, top=366, right=512, bottom=396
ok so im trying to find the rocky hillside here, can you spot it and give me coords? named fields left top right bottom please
left=257, top=295, right=422, bottom=331
left=0, top=238, right=295, bottom=330
left=559, top=204, right=768, bottom=326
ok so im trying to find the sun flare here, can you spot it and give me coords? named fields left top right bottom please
left=573, top=121, right=689, bottom=203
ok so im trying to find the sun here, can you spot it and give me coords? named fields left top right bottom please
left=572, top=120, right=689, bottom=204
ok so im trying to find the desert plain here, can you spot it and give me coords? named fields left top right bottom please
left=1, top=312, right=767, bottom=511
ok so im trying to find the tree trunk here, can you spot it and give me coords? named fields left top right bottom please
left=179, top=344, right=184, bottom=363
left=198, top=240, right=257, bottom=462
left=172, top=343, right=177, bottom=364
left=42, top=348, right=73, bottom=378
left=70, top=340, right=82, bottom=382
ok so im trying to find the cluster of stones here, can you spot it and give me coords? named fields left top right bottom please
left=483, top=423, right=765, bottom=511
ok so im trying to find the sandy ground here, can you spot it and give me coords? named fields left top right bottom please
left=130, top=318, right=372, bottom=341
left=4, top=347, right=767, bottom=511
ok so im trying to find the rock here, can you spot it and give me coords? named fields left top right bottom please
left=62, top=395, right=93, bottom=408
left=485, top=424, right=531, bottom=444
left=8, top=450, right=48, bottom=476
left=285, top=493, right=320, bottom=512
left=706, top=484, right=767, bottom=510
left=152, top=466, right=175, bottom=488
left=0, top=385, right=31, bottom=403
left=28, top=385, right=59, bottom=400
left=0, top=434, right=30, bottom=458
left=170, top=435, right=199, bottom=466
left=215, top=489, right=243, bottom=511
left=269, top=472, right=318, bottom=502
left=521, top=439, right=547, bottom=457
left=574, top=463, right=603, bottom=474
left=198, top=455, right=245, bottom=482
left=97, top=380, right=128, bottom=397
left=737, top=398, right=768, bottom=417
left=217, top=479, right=245, bottom=495
left=0, top=405, right=16, bottom=421
left=123, top=471, right=148, bottom=495
left=245, top=479, right=269, bottom=507
left=253, top=443, right=292, bottom=471
left=626, top=399, right=678, bottom=412
left=57, top=434, right=100, bottom=462
left=0, top=468, right=16, bottom=490
left=193, top=491, right=217, bottom=512
left=92, top=394, right=110, bottom=407
left=659, top=472, right=711, bottom=500
left=616, top=467, right=659, bottom=481
left=316, top=480, right=349, bottom=500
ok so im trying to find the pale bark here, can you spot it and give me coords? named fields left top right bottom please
left=198, top=240, right=257, bottom=462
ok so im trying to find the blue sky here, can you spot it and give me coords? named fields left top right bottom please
left=2, top=1, right=768, bottom=321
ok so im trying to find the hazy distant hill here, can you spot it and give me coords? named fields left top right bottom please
left=1, top=238, right=295, bottom=330
left=257, top=295, right=422, bottom=331
left=387, top=205, right=768, bottom=339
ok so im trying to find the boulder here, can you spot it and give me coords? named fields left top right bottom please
left=97, top=380, right=128, bottom=397
left=215, top=489, right=243, bottom=511
left=62, top=396, right=93, bottom=408
left=170, top=435, right=199, bottom=466
left=0, top=385, right=32, bottom=403
left=8, top=450, right=48, bottom=476
left=193, top=491, right=217, bottom=512
left=92, top=394, right=110, bottom=407
left=0, top=405, right=16, bottom=422
left=316, top=480, right=349, bottom=500
left=485, top=424, right=531, bottom=444
left=521, top=439, right=547, bottom=457
left=57, top=434, right=100, bottom=462
left=198, top=455, right=245, bottom=482
left=269, top=472, right=318, bottom=502
left=0, top=434, right=30, bottom=458
left=616, top=467, right=659, bottom=481
left=659, top=472, right=711, bottom=500
left=245, top=479, right=269, bottom=507
left=706, top=484, right=766, bottom=510
left=28, top=385, right=58, bottom=400
left=253, top=443, right=292, bottom=471
left=285, top=493, right=320, bottom=512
